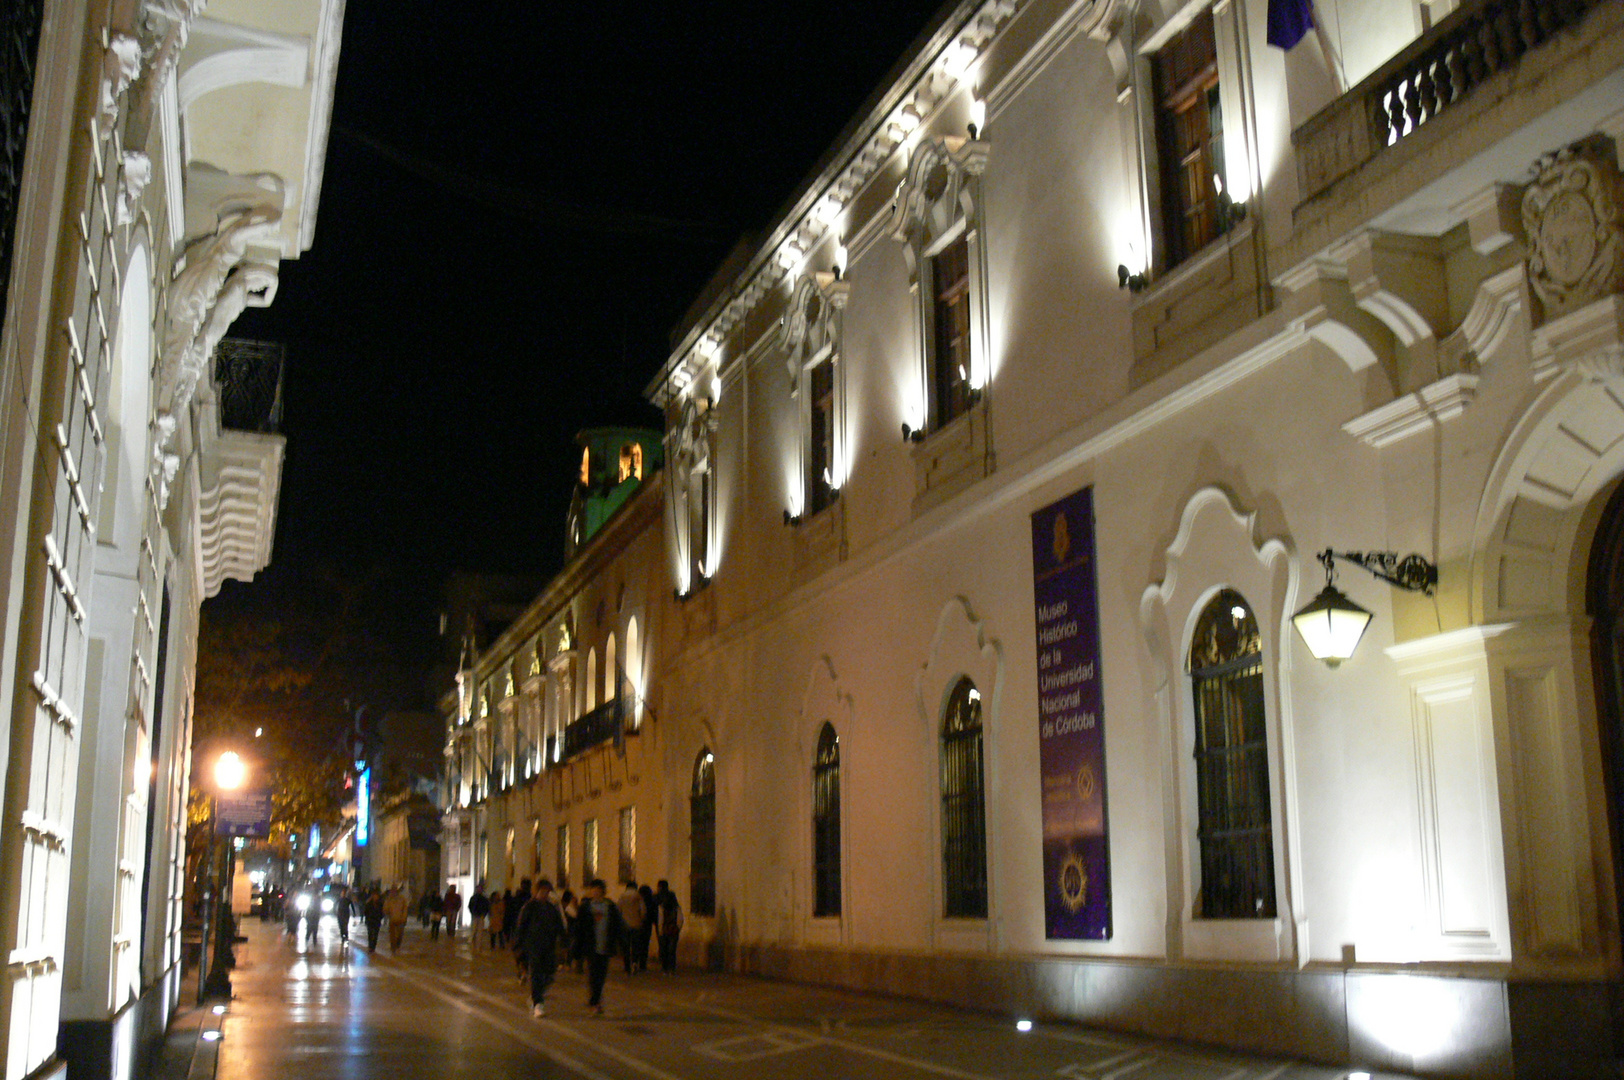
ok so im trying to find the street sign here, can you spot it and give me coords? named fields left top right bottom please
left=215, top=790, right=273, bottom=838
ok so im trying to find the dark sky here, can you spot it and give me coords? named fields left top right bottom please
left=215, top=0, right=948, bottom=698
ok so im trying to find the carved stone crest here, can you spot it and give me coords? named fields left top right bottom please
left=1522, top=135, right=1624, bottom=327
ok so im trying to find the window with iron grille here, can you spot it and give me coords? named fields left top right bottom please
left=618, top=805, right=637, bottom=885
left=583, top=818, right=599, bottom=883
left=1153, top=10, right=1228, bottom=272
left=690, top=749, right=716, bottom=916
left=807, top=356, right=836, bottom=515
left=812, top=723, right=841, bottom=917
left=932, top=237, right=973, bottom=428
left=1188, top=589, right=1276, bottom=919
left=940, top=677, right=988, bottom=918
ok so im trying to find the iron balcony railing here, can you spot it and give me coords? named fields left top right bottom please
left=1295, top=0, right=1602, bottom=203
left=562, top=696, right=626, bottom=759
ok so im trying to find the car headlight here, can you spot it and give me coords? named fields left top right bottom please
left=295, top=894, right=312, bottom=912
left=320, top=897, right=334, bottom=913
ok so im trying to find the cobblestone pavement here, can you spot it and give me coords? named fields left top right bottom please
left=209, top=917, right=1414, bottom=1080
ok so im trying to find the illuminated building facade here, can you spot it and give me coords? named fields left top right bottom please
left=443, top=430, right=668, bottom=906
left=0, top=2, right=340, bottom=1079
left=638, top=1, right=1624, bottom=1077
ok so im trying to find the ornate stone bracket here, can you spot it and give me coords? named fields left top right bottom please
left=154, top=173, right=284, bottom=507
left=1530, top=294, right=1624, bottom=381
left=99, top=33, right=142, bottom=134
left=115, top=151, right=151, bottom=225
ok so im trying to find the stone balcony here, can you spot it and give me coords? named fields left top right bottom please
left=1283, top=0, right=1624, bottom=268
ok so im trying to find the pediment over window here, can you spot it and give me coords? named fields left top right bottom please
left=890, top=136, right=990, bottom=284
left=781, top=272, right=850, bottom=395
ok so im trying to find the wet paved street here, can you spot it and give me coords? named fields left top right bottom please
left=211, top=917, right=1409, bottom=1080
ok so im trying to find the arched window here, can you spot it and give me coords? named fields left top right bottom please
left=626, top=617, right=641, bottom=726
left=585, top=648, right=597, bottom=711
left=605, top=633, right=618, bottom=703
left=690, top=749, right=716, bottom=916
left=940, top=677, right=987, bottom=918
left=1188, top=589, right=1275, bottom=919
left=812, top=723, right=841, bottom=917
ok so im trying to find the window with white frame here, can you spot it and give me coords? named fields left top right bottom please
left=1131, top=1, right=1252, bottom=281
left=782, top=274, right=848, bottom=516
left=890, top=135, right=990, bottom=434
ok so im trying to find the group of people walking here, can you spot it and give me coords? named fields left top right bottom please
left=281, top=883, right=414, bottom=953
left=506, top=877, right=684, bottom=1016
left=277, top=874, right=685, bottom=1018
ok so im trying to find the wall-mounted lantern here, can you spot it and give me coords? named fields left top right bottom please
left=1292, top=548, right=1438, bottom=667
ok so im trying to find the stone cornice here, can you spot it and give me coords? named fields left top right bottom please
left=647, top=0, right=1027, bottom=406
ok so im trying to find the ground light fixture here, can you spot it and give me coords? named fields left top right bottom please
left=211, top=1005, right=227, bottom=1016
left=200, top=1031, right=223, bottom=1043
left=1292, top=548, right=1438, bottom=666
left=1015, top=1019, right=1034, bottom=1033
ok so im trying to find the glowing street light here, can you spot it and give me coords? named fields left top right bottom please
left=214, top=751, right=246, bottom=791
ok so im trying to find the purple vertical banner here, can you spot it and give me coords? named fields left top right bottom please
left=1031, top=486, right=1110, bottom=940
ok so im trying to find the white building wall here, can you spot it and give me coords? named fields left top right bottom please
left=643, top=0, right=1624, bottom=1075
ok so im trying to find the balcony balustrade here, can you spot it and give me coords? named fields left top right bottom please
left=1294, top=0, right=1602, bottom=203
left=562, top=696, right=626, bottom=759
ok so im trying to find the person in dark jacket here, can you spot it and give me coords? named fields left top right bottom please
left=635, top=884, right=656, bottom=972
left=512, top=879, right=567, bottom=1017
left=467, top=883, right=490, bottom=941
left=654, top=880, right=683, bottom=973
left=363, top=888, right=385, bottom=952
left=572, top=879, right=624, bottom=1015
left=334, top=886, right=353, bottom=946
left=443, top=884, right=462, bottom=940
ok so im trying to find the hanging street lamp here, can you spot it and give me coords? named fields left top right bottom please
left=1292, top=548, right=1438, bottom=667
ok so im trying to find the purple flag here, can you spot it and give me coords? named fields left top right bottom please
left=1268, top=0, right=1314, bottom=49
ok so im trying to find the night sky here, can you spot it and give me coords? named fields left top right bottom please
left=215, top=0, right=949, bottom=703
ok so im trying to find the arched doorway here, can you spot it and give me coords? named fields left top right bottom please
left=1586, top=479, right=1624, bottom=937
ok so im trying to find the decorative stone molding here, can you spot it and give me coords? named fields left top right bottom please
left=889, top=135, right=990, bottom=287
left=1522, top=135, right=1624, bottom=328
left=1529, top=294, right=1624, bottom=382
left=652, top=0, right=1027, bottom=399
left=1141, top=487, right=1301, bottom=962
left=1442, top=264, right=1525, bottom=372
left=198, top=428, right=285, bottom=597
left=1342, top=374, right=1480, bottom=449
left=115, top=151, right=150, bottom=225
left=779, top=272, right=849, bottom=395
left=138, top=0, right=208, bottom=104
left=158, top=173, right=284, bottom=490
left=99, top=33, right=142, bottom=133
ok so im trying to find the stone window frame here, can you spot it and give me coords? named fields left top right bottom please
left=811, top=722, right=842, bottom=918
left=1140, top=487, right=1301, bottom=963
left=1120, top=0, right=1257, bottom=288
left=781, top=273, right=850, bottom=519
left=889, top=134, right=992, bottom=436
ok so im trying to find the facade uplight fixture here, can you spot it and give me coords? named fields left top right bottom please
left=1291, top=548, right=1438, bottom=667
